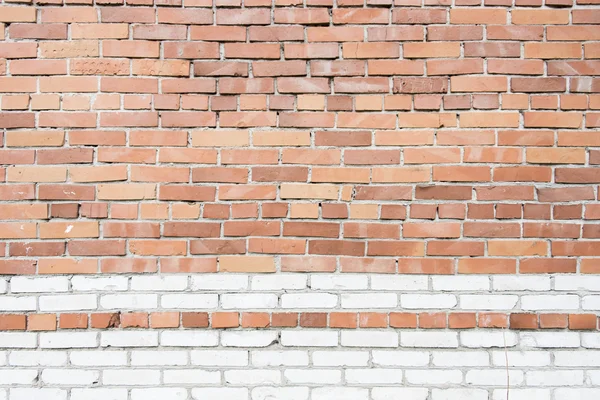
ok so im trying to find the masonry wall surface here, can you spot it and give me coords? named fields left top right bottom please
left=0, top=1, right=600, bottom=399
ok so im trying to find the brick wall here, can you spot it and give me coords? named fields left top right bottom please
left=1, top=0, right=600, bottom=399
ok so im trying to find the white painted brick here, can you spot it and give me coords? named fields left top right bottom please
left=314, top=350, right=369, bottom=366
left=405, top=370, right=462, bottom=385
left=222, top=331, right=278, bottom=347
left=71, top=389, right=127, bottom=400
left=0, top=296, right=36, bottom=311
left=0, top=370, right=38, bottom=385
left=0, top=351, right=5, bottom=366
left=581, top=332, right=600, bottom=348
left=70, top=351, right=127, bottom=366
left=280, top=293, right=337, bottom=308
left=281, top=330, right=338, bottom=347
left=130, top=276, right=188, bottom=291
left=164, top=369, right=220, bottom=384
left=100, top=331, right=158, bottom=347
left=432, top=276, right=490, bottom=291
left=0, top=279, right=6, bottom=294
left=465, top=369, right=524, bottom=386
left=190, top=275, right=248, bottom=291
left=310, top=274, right=367, bottom=290
left=312, top=387, right=369, bottom=400
left=39, top=294, right=97, bottom=311
left=40, top=332, right=97, bottom=349
left=103, top=369, right=160, bottom=385
left=41, top=369, right=99, bottom=385
left=251, top=350, right=308, bottom=366
left=525, top=370, right=583, bottom=386
left=519, top=332, right=580, bottom=348
left=555, top=275, right=600, bottom=291
left=71, top=276, right=128, bottom=291
left=492, top=389, right=550, bottom=400
left=555, top=389, right=600, bottom=400
left=284, top=369, right=341, bottom=384
left=582, top=295, right=600, bottom=310
left=493, top=276, right=551, bottom=291
left=521, top=294, right=579, bottom=310
left=432, top=389, right=488, bottom=400
left=161, top=331, right=219, bottom=347
left=432, top=351, right=489, bottom=367
left=10, top=388, right=66, bottom=400
left=401, top=331, right=458, bottom=348
left=554, top=350, right=600, bottom=366
left=587, top=370, right=600, bottom=384
left=341, top=331, right=398, bottom=348
left=0, top=390, right=4, bottom=400
left=131, top=350, right=187, bottom=365
left=340, top=293, right=397, bottom=308
left=100, top=294, right=158, bottom=309
left=221, top=293, right=278, bottom=309
left=160, top=294, right=218, bottom=309
left=370, top=275, right=428, bottom=291
left=10, top=277, right=69, bottom=293
left=492, top=350, right=550, bottom=366
left=0, top=332, right=37, bottom=348
left=346, top=369, right=403, bottom=384
left=192, top=350, right=248, bottom=366
left=460, top=331, right=518, bottom=348
left=252, top=274, right=307, bottom=290
left=401, top=294, right=457, bottom=309
left=251, top=387, right=309, bottom=400
left=131, top=388, right=187, bottom=400
left=459, top=294, right=518, bottom=310
left=225, top=369, right=281, bottom=385
left=372, top=350, right=429, bottom=367
left=372, top=388, right=428, bottom=400
left=191, top=388, right=248, bottom=400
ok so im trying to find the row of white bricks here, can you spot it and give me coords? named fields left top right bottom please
left=1, top=330, right=600, bottom=348
left=3, top=274, right=600, bottom=292
left=1, top=293, right=600, bottom=311
left=1, top=387, right=600, bottom=400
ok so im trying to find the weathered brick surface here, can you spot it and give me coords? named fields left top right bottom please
left=1, top=0, right=600, bottom=397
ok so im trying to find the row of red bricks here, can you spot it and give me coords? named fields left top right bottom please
left=0, top=311, right=598, bottom=331
left=4, top=201, right=600, bottom=221
left=1, top=7, right=599, bottom=25
left=1, top=255, right=599, bottom=275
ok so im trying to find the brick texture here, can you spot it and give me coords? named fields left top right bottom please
left=1, top=0, right=600, bottom=398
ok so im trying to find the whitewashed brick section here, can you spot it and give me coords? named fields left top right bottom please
left=10, top=388, right=66, bottom=400
left=164, top=369, right=220, bottom=384
left=10, top=277, right=69, bottom=293
left=220, top=293, right=278, bottom=309
left=192, top=350, right=249, bottom=366
left=130, top=276, right=188, bottom=291
left=9, top=351, right=68, bottom=366
left=191, top=275, right=248, bottom=291
left=581, top=333, right=600, bottom=348
left=251, top=351, right=309, bottom=366
left=225, top=370, right=281, bottom=385
left=459, top=295, right=518, bottom=310
left=100, top=331, right=159, bottom=347
left=280, top=293, right=338, bottom=308
left=372, top=350, right=429, bottom=366
left=251, top=275, right=307, bottom=290
left=554, top=351, right=600, bottom=366
left=0, top=279, right=6, bottom=294
left=284, top=369, right=341, bottom=384
left=432, top=389, right=489, bottom=400
left=70, top=351, right=127, bottom=366
left=432, top=351, right=489, bottom=367
left=525, top=370, right=584, bottom=386
left=160, top=331, right=219, bottom=347
left=131, top=388, right=188, bottom=400
left=519, top=332, right=580, bottom=348
left=432, top=276, right=490, bottom=291
left=582, top=296, right=600, bottom=310
left=341, top=293, right=397, bottom=308
left=370, top=275, right=428, bottom=291
left=401, top=331, right=458, bottom=348
left=39, top=294, right=97, bottom=311
left=40, top=332, right=97, bottom=349
left=492, top=389, right=551, bottom=400
left=465, top=370, right=524, bottom=386
left=71, top=276, right=128, bottom=291
left=492, top=276, right=551, bottom=291
left=281, top=331, right=338, bottom=347
left=346, top=369, right=404, bottom=384
left=312, top=387, right=369, bottom=400
left=222, top=331, right=278, bottom=347
left=191, top=388, right=248, bottom=400
left=0, top=296, right=36, bottom=311
left=405, top=370, right=462, bottom=385
left=41, top=369, right=100, bottom=385
left=341, top=331, right=398, bottom=347
left=555, top=389, right=600, bottom=400
left=310, top=275, right=368, bottom=290
left=132, top=350, right=187, bottom=366
left=461, top=331, right=518, bottom=348
left=313, top=351, right=369, bottom=366
left=372, top=388, right=428, bottom=400
left=0, top=370, right=38, bottom=385
left=160, top=294, right=218, bottom=309
left=71, top=388, right=128, bottom=400
left=555, top=276, right=600, bottom=291
left=400, top=294, right=457, bottom=309
left=492, top=351, right=551, bottom=367
left=103, top=370, right=160, bottom=385
left=521, top=295, right=580, bottom=310
left=100, top=294, right=158, bottom=309
left=251, top=387, right=309, bottom=400
left=0, top=332, right=37, bottom=348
